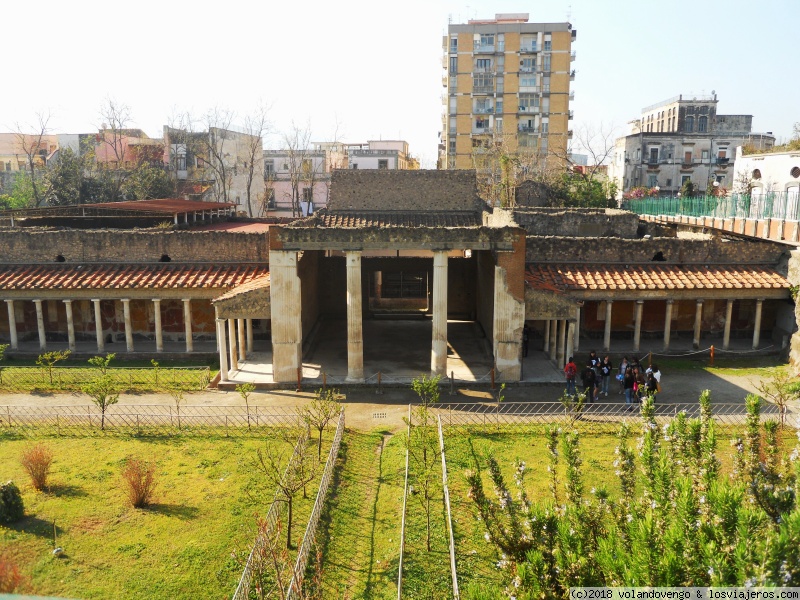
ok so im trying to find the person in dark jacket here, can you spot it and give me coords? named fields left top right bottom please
left=623, top=366, right=636, bottom=409
left=599, top=355, right=613, bottom=398
left=581, top=362, right=597, bottom=403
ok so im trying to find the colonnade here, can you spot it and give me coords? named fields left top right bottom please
left=542, top=317, right=576, bottom=367
left=2, top=297, right=198, bottom=353
left=215, top=317, right=256, bottom=382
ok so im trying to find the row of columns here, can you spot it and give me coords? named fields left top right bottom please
left=543, top=318, right=576, bottom=367
left=3, top=298, right=197, bottom=353
left=216, top=317, right=256, bottom=382
left=597, top=298, right=764, bottom=352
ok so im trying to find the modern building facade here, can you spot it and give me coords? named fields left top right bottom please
left=440, top=13, right=575, bottom=180
left=608, top=93, right=775, bottom=197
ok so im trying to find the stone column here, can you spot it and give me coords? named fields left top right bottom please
left=753, top=299, right=764, bottom=349
left=543, top=319, right=551, bottom=351
left=237, top=318, right=246, bottom=362
left=269, top=250, right=302, bottom=383
left=556, top=319, right=566, bottom=367
left=633, top=300, right=644, bottom=352
left=566, top=321, right=575, bottom=363
left=92, top=299, right=105, bottom=353
left=228, top=319, right=238, bottom=371
left=692, top=299, right=704, bottom=349
left=492, top=263, right=525, bottom=381
left=375, top=271, right=382, bottom=300
left=603, top=300, right=613, bottom=352
left=33, top=299, right=46, bottom=350
left=573, top=306, right=581, bottom=352
left=663, top=300, right=674, bottom=351
left=246, top=319, right=254, bottom=353
left=183, top=299, right=193, bottom=353
left=549, top=319, right=557, bottom=360
left=122, top=299, right=134, bottom=352
left=64, top=300, right=76, bottom=352
left=723, top=299, right=734, bottom=350
left=5, top=300, right=18, bottom=350
left=216, top=318, right=229, bottom=381
left=153, top=299, right=163, bottom=353
left=431, top=251, right=448, bottom=377
left=345, top=251, right=364, bottom=381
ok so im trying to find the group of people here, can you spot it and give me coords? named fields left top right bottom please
left=563, top=352, right=662, bottom=408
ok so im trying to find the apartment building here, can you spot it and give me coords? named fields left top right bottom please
left=441, top=13, right=575, bottom=178
left=608, top=93, right=775, bottom=197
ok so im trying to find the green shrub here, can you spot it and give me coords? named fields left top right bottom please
left=0, top=482, right=24, bottom=523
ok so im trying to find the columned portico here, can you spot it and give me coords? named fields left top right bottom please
left=431, top=251, right=448, bottom=377
left=573, top=306, right=581, bottom=352
left=183, top=299, right=193, bottom=353
left=549, top=319, right=557, bottom=360
left=566, top=321, right=575, bottom=362
left=543, top=319, right=551, bottom=351
left=237, top=318, right=246, bottom=362
left=153, top=299, right=163, bottom=353
left=693, top=300, right=704, bottom=349
left=5, top=300, right=18, bottom=350
left=345, top=251, right=364, bottom=382
left=216, top=318, right=229, bottom=381
left=603, top=301, right=613, bottom=352
left=723, top=299, right=734, bottom=350
left=270, top=250, right=302, bottom=383
left=633, top=300, right=644, bottom=352
left=556, top=319, right=566, bottom=367
left=246, top=319, right=253, bottom=353
left=64, top=300, right=76, bottom=352
left=92, top=299, right=105, bottom=353
left=228, top=319, right=238, bottom=371
left=33, top=299, right=46, bottom=350
left=663, top=300, right=674, bottom=351
left=753, top=299, right=764, bottom=349
left=121, top=298, right=134, bottom=352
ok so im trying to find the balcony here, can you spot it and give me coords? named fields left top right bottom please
left=474, top=44, right=495, bottom=53
left=570, top=70, right=576, bottom=81
left=518, top=125, right=538, bottom=133
left=518, top=105, right=539, bottom=114
left=519, top=66, right=536, bottom=74
left=474, top=105, right=494, bottom=114
left=473, top=66, right=493, bottom=74
left=568, top=110, right=574, bottom=120
left=519, top=44, right=537, bottom=53
left=473, top=86, right=494, bottom=94
left=570, top=51, right=576, bottom=61
left=569, top=91, right=575, bottom=101
left=717, top=157, right=730, bottom=165
left=472, top=126, right=492, bottom=135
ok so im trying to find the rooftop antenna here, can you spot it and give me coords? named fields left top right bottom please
left=567, top=4, right=572, bottom=22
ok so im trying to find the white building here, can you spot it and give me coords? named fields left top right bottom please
left=732, top=146, right=800, bottom=218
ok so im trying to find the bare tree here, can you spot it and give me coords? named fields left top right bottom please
left=203, top=107, right=236, bottom=204
left=97, top=99, right=134, bottom=202
left=14, top=112, right=54, bottom=207
left=282, top=122, right=325, bottom=218
left=242, top=103, right=270, bottom=217
left=555, top=122, right=619, bottom=180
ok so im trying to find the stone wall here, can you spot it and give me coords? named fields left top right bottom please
left=514, top=208, right=640, bottom=239
left=0, top=229, right=270, bottom=263
left=525, top=235, right=788, bottom=265
left=327, top=169, right=484, bottom=213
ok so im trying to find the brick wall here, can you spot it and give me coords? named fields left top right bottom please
left=525, top=236, right=788, bottom=265
left=0, top=229, right=270, bottom=263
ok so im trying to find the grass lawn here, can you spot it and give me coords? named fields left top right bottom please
left=442, top=425, right=799, bottom=591
left=0, top=432, right=328, bottom=599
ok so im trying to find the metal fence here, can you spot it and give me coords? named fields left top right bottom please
left=437, top=416, right=460, bottom=600
left=625, top=192, right=800, bottom=222
left=0, top=366, right=211, bottom=392
left=430, top=400, right=797, bottom=433
left=232, top=427, right=310, bottom=600
left=286, top=409, right=345, bottom=600
left=0, top=405, right=305, bottom=438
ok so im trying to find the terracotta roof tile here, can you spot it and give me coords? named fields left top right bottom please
left=525, top=264, right=789, bottom=293
left=290, top=211, right=482, bottom=229
left=0, top=264, right=269, bottom=291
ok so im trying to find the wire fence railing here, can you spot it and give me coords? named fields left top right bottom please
left=625, top=192, right=800, bottom=222
left=0, top=366, right=211, bottom=392
left=232, top=427, right=310, bottom=600
left=0, top=405, right=305, bottom=438
left=437, top=416, right=460, bottom=600
left=429, top=401, right=798, bottom=433
left=286, top=409, right=345, bottom=600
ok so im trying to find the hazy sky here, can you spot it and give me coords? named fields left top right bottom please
left=3, top=0, right=796, bottom=167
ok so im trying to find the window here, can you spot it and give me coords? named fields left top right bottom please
left=519, top=94, right=539, bottom=111
left=473, top=73, right=494, bottom=92
left=449, top=37, right=457, bottom=52
left=684, top=116, right=694, bottom=133
left=541, top=97, right=550, bottom=113
left=635, top=149, right=641, bottom=161
left=718, top=149, right=727, bottom=159
left=519, top=75, right=537, bottom=88
left=302, top=188, right=313, bottom=202
left=497, top=33, right=504, bottom=51
left=792, top=166, right=800, bottom=179
left=701, top=150, right=709, bottom=160
left=666, top=178, right=672, bottom=187
left=681, top=175, right=691, bottom=185
left=264, top=159, right=274, bottom=177
left=480, top=33, right=494, bottom=46
left=495, top=100, right=503, bottom=113
left=648, top=174, right=658, bottom=187
left=496, top=76, right=503, bottom=93
left=684, top=150, right=693, bottom=163
left=698, top=116, right=708, bottom=133
left=649, top=148, right=659, bottom=163
left=449, top=56, right=458, bottom=74
left=475, top=58, right=491, bottom=72
left=544, top=40, right=552, bottom=51
left=541, top=119, right=549, bottom=134
left=495, top=118, right=503, bottom=133
left=521, top=57, right=536, bottom=73
left=448, top=139, right=456, bottom=154
left=716, top=175, right=724, bottom=183
left=542, top=76, right=550, bottom=93
left=378, top=159, right=388, bottom=170
left=350, top=163, right=358, bottom=169
left=542, top=55, right=551, bottom=71
left=449, top=97, right=457, bottom=115
left=475, top=117, right=490, bottom=130
left=475, top=98, right=492, bottom=113
left=521, top=36, right=536, bottom=51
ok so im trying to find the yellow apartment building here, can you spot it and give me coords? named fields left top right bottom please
left=441, top=13, right=575, bottom=189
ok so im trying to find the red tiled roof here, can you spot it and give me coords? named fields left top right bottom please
left=310, top=211, right=482, bottom=228
left=86, top=199, right=235, bottom=212
left=525, top=264, right=789, bottom=293
left=0, top=264, right=269, bottom=291
left=192, top=222, right=272, bottom=232
left=213, top=274, right=271, bottom=302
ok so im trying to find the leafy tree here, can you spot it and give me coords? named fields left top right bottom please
left=82, top=375, right=120, bottom=431
left=122, top=164, right=175, bottom=200
left=301, top=388, right=341, bottom=459
left=236, top=382, right=256, bottom=430
left=45, top=147, right=87, bottom=206
left=88, top=352, right=116, bottom=375
left=680, top=178, right=697, bottom=198
left=36, top=350, right=71, bottom=386
left=0, top=173, right=37, bottom=210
